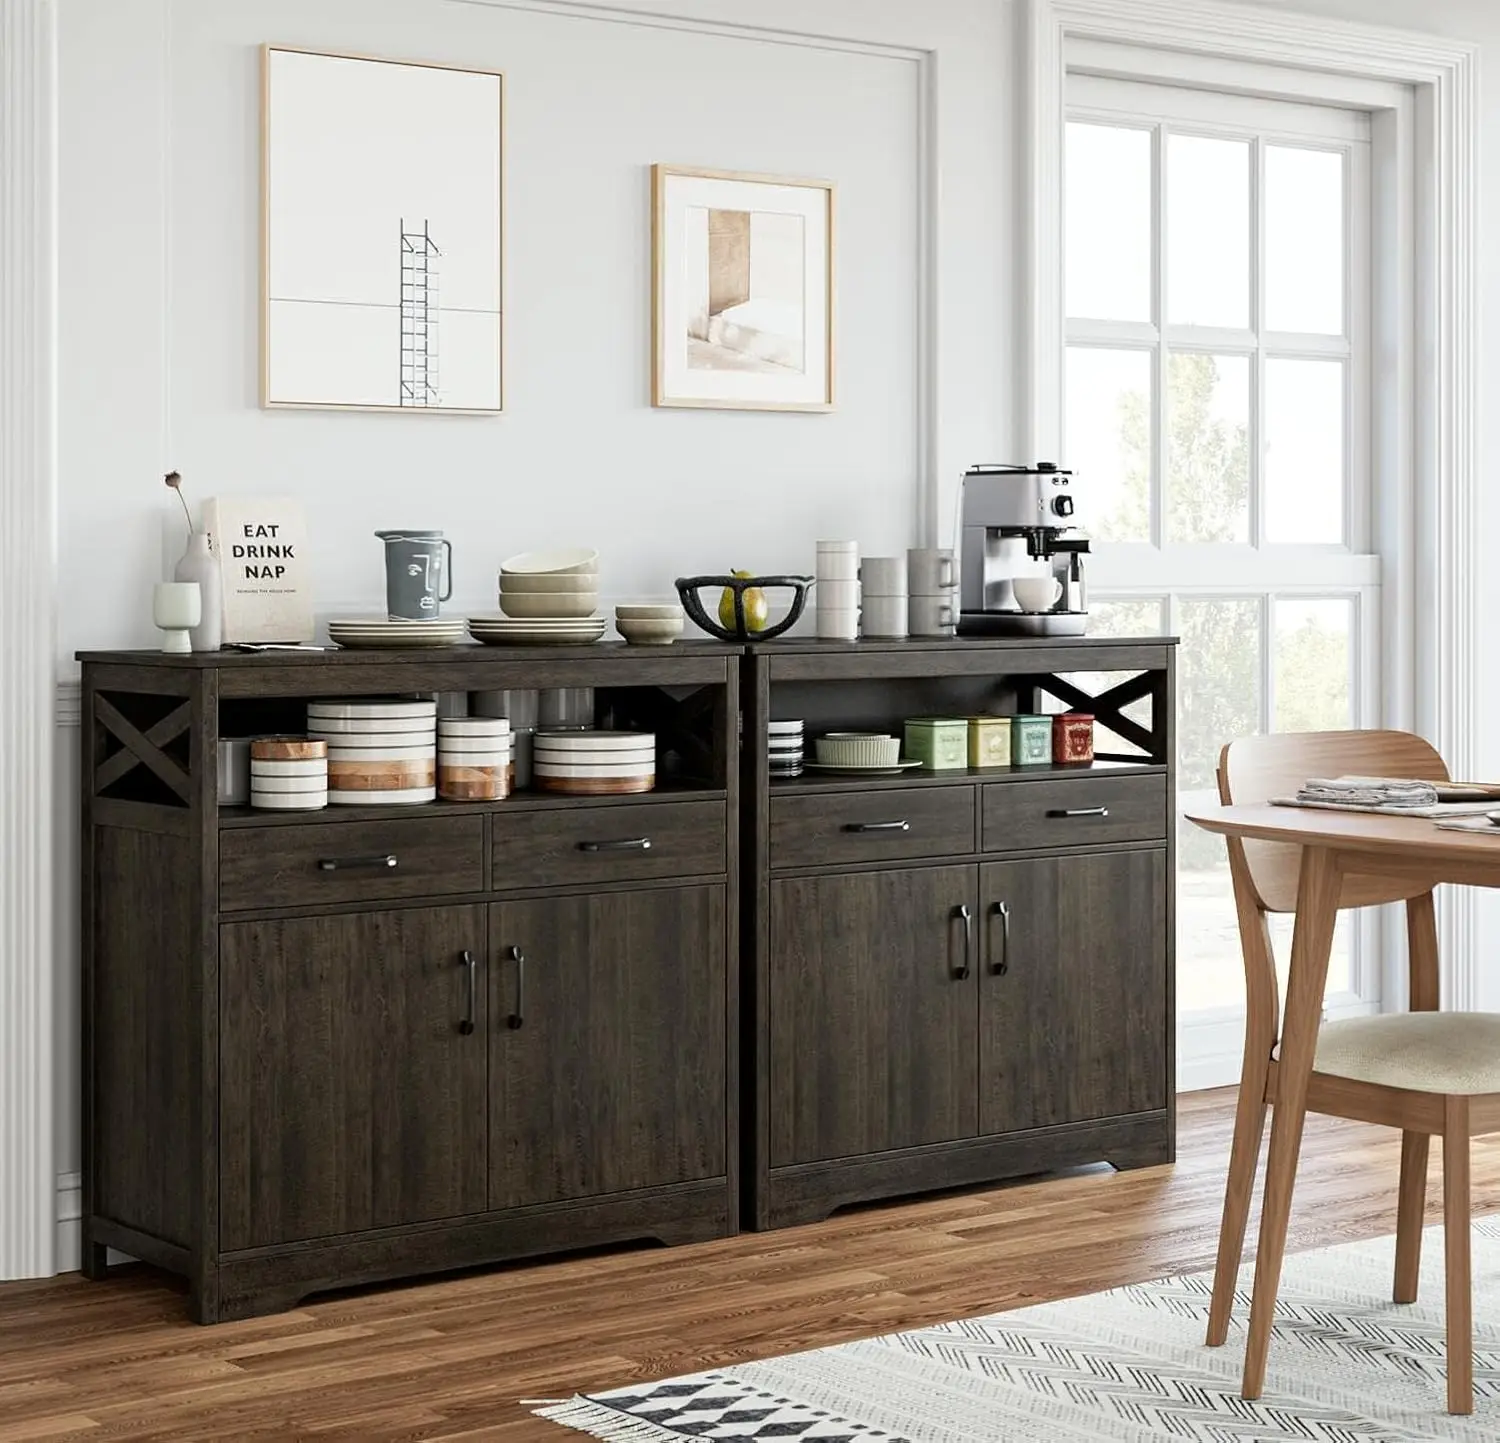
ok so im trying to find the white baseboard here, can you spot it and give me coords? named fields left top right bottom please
left=55, top=1171, right=80, bottom=1273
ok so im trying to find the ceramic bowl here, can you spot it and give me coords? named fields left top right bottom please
left=500, top=548, right=599, bottom=576
left=815, top=732, right=901, bottom=768
left=497, top=590, right=599, bottom=620
left=618, top=616, right=683, bottom=646
left=499, top=570, right=601, bottom=592
left=615, top=604, right=685, bottom=620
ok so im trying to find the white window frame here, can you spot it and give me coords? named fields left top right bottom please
left=1024, top=0, right=1480, bottom=1083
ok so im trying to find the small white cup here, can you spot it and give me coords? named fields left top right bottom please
left=861, top=595, right=907, bottom=638
left=815, top=578, right=859, bottom=608
left=1012, top=576, right=1062, bottom=612
left=816, top=554, right=858, bottom=582
left=908, top=594, right=956, bottom=636
left=816, top=605, right=859, bottom=640
left=859, top=556, right=907, bottom=596
left=908, top=547, right=956, bottom=595
left=816, top=539, right=858, bottom=554
left=153, top=581, right=201, bottom=654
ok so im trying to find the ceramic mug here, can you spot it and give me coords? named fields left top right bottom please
left=908, top=547, right=957, bottom=595
left=816, top=605, right=859, bottom=640
left=376, top=529, right=453, bottom=620
left=861, top=595, right=907, bottom=638
left=859, top=556, right=908, bottom=596
left=908, top=594, right=956, bottom=636
left=816, top=545, right=859, bottom=582
left=815, top=578, right=859, bottom=609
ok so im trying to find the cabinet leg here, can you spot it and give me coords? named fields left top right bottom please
left=1107, top=1136, right=1175, bottom=1172
left=654, top=1212, right=732, bottom=1248
left=80, top=1239, right=110, bottom=1281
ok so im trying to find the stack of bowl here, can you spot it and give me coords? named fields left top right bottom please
left=498, top=549, right=599, bottom=619
left=250, top=737, right=327, bottom=810
left=438, top=717, right=512, bottom=801
left=307, top=697, right=437, bottom=805
left=532, top=730, right=655, bottom=795
left=768, top=719, right=804, bottom=779
left=615, top=603, right=685, bottom=646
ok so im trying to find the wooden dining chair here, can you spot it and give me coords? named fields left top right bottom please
left=1206, top=728, right=1500, bottom=1414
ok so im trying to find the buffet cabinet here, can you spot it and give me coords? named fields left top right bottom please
left=742, top=637, right=1177, bottom=1228
left=78, top=644, right=740, bottom=1322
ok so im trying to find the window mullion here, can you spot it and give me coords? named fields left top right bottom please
left=1152, top=122, right=1167, bottom=550
left=1252, top=134, right=1267, bottom=551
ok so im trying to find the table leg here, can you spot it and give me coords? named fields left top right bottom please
left=1241, top=844, right=1340, bottom=1400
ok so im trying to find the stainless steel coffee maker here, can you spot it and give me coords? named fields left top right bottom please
left=956, top=462, right=1090, bottom=636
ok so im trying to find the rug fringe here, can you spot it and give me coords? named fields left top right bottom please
left=532, top=1397, right=681, bottom=1442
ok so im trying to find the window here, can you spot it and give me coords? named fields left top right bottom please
left=1064, top=76, right=1382, bottom=1083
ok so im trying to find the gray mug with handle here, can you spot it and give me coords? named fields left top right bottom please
left=376, top=529, right=453, bottom=620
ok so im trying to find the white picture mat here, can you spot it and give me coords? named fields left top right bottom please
left=263, top=48, right=502, bottom=411
left=658, top=172, right=831, bottom=407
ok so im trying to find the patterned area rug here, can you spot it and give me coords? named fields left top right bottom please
left=532, top=1217, right=1500, bottom=1440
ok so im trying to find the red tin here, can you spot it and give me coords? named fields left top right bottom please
left=1052, top=712, right=1094, bottom=765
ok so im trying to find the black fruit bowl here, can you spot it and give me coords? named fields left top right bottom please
left=674, top=574, right=814, bottom=642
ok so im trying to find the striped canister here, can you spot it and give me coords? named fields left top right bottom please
left=307, top=697, right=437, bottom=805
left=437, top=716, right=512, bottom=801
left=249, top=736, right=327, bottom=811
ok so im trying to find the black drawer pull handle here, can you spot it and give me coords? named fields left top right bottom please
left=991, top=901, right=1011, bottom=976
left=577, top=837, right=652, bottom=853
left=507, top=944, right=525, bottom=1029
left=1045, top=807, right=1109, bottom=819
left=952, top=903, right=972, bottom=979
left=458, top=950, right=477, bottom=1035
left=318, top=853, right=398, bottom=872
left=844, top=820, right=911, bottom=834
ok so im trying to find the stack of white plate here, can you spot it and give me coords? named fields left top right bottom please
left=532, top=730, right=655, bottom=795
left=438, top=717, right=512, bottom=801
left=468, top=615, right=607, bottom=646
left=328, top=617, right=466, bottom=649
left=768, top=719, right=804, bottom=779
left=250, top=737, right=327, bottom=810
left=306, top=697, right=437, bottom=805
left=486, top=548, right=603, bottom=637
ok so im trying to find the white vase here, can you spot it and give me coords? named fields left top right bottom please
left=174, top=531, right=222, bottom=651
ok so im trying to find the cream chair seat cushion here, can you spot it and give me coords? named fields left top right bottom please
left=1272, top=1012, right=1500, bottom=1094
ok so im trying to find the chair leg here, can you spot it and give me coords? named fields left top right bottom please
left=1443, top=1097, right=1473, bottom=1415
left=1206, top=1056, right=1270, bottom=1346
left=1394, top=1130, right=1429, bottom=1304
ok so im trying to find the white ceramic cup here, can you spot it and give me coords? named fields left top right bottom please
left=858, top=556, right=907, bottom=596
left=815, top=578, right=859, bottom=608
left=861, top=595, right=907, bottom=638
left=908, top=548, right=957, bottom=595
left=816, top=539, right=858, bottom=554
left=908, top=594, right=956, bottom=637
left=1012, top=575, right=1063, bottom=612
left=816, top=606, right=859, bottom=640
left=816, top=553, right=859, bottom=582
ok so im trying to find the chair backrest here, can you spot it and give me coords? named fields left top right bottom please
left=1217, top=729, right=1449, bottom=913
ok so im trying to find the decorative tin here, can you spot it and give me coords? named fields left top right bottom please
left=903, top=717, right=969, bottom=770
left=1053, top=712, right=1095, bottom=765
left=967, top=715, right=1012, bottom=769
left=1011, top=714, right=1054, bottom=767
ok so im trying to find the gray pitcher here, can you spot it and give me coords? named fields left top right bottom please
left=376, top=529, right=453, bottom=620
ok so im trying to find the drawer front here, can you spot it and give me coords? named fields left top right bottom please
left=220, top=816, right=485, bottom=911
left=770, top=787, right=976, bottom=870
left=983, top=774, right=1168, bottom=852
left=491, top=801, right=726, bottom=889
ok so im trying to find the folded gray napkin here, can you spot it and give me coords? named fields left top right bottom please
left=1296, top=775, right=1440, bottom=809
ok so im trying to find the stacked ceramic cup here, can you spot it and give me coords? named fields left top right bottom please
left=859, top=555, right=908, bottom=639
left=438, top=717, right=512, bottom=801
left=307, top=697, right=437, bottom=805
left=907, top=547, right=958, bottom=637
left=249, top=736, right=327, bottom=811
left=815, top=540, right=859, bottom=640
left=768, top=719, right=805, bottom=779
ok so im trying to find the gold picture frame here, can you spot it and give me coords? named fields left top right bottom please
left=261, top=45, right=505, bottom=414
left=651, top=164, right=835, bottom=412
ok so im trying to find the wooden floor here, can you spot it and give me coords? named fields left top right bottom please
left=7, top=1089, right=1500, bottom=1441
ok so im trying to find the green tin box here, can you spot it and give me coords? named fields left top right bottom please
left=903, top=717, right=969, bottom=770
left=1011, top=713, right=1054, bottom=766
left=967, top=715, right=1012, bottom=768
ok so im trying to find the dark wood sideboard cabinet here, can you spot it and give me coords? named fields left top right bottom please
left=741, top=637, right=1178, bottom=1229
left=77, top=643, right=742, bottom=1322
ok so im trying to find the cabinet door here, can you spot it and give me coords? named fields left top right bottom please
left=980, top=849, right=1167, bottom=1136
left=768, top=865, right=978, bottom=1167
left=219, top=905, right=487, bottom=1251
left=488, top=884, right=726, bottom=1210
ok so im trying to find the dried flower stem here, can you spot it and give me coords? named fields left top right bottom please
left=164, top=470, right=194, bottom=535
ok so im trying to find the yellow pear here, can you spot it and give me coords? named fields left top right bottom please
left=719, top=569, right=769, bottom=633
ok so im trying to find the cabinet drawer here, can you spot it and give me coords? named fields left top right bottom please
left=983, top=774, right=1168, bottom=852
left=219, top=816, right=484, bottom=911
left=491, top=801, right=726, bottom=889
left=770, top=787, right=976, bottom=870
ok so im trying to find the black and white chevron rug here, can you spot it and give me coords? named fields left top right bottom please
left=532, top=1217, right=1500, bottom=1440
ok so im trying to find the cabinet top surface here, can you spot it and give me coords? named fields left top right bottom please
left=745, top=635, right=1178, bottom=654
left=76, top=640, right=743, bottom=667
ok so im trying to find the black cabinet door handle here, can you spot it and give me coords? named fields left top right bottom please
left=844, top=819, right=911, bottom=834
left=991, top=901, right=1011, bottom=976
left=1045, top=807, right=1109, bottom=819
left=506, top=944, right=526, bottom=1029
left=458, top=950, right=476, bottom=1035
left=317, top=853, right=398, bottom=872
left=577, top=837, right=652, bottom=852
left=951, top=903, right=972, bottom=979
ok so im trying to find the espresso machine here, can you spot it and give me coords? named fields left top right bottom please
left=957, top=462, right=1090, bottom=636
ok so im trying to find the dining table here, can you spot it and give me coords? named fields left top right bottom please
left=1183, top=800, right=1500, bottom=1400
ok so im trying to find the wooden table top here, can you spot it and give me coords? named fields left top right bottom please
left=1185, top=801, right=1500, bottom=863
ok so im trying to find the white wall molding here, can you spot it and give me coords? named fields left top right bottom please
left=1025, top=0, right=1481, bottom=1019
left=1, top=0, right=59, bottom=1282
